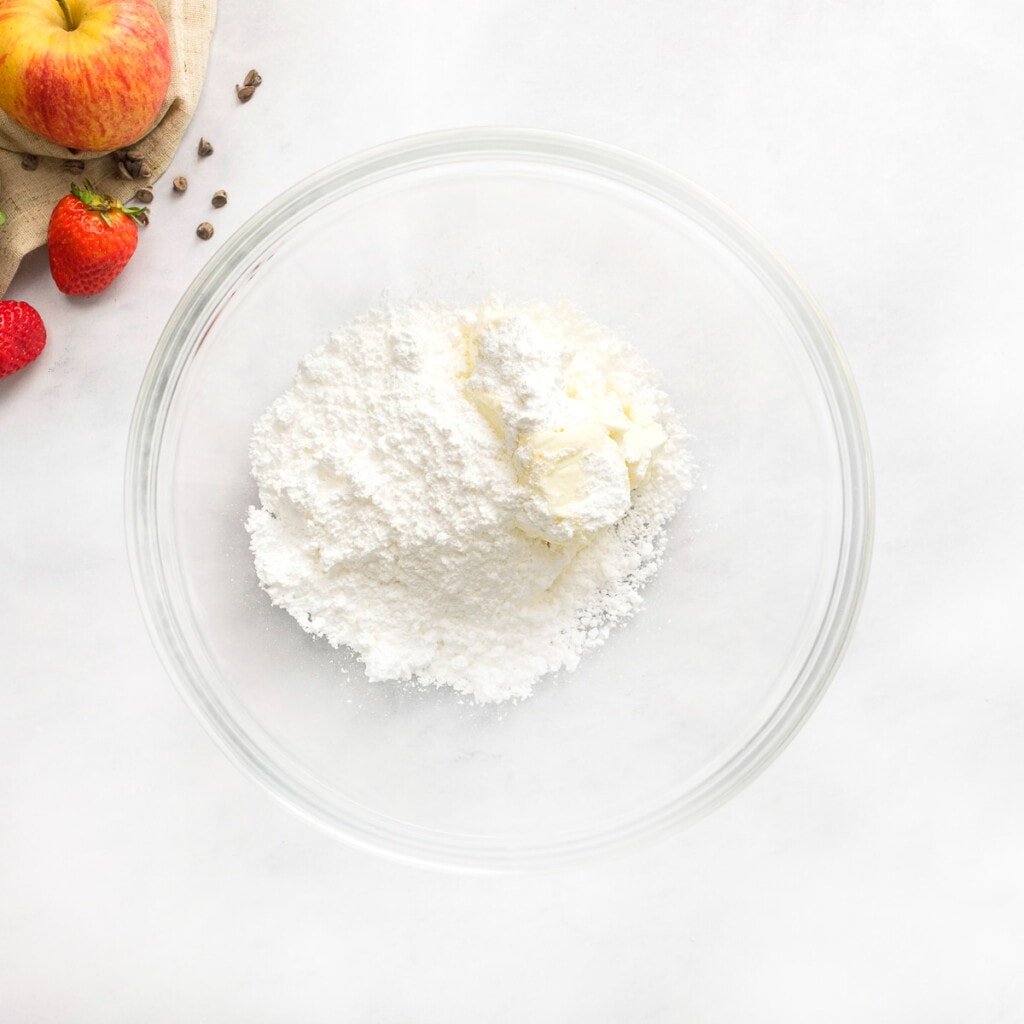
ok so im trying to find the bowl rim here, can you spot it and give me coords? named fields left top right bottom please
left=125, top=125, right=874, bottom=873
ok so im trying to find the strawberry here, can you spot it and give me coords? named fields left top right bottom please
left=47, top=181, right=147, bottom=296
left=0, top=300, right=46, bottom=379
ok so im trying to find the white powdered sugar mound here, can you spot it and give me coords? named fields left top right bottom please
left=246, top=299, right=692, bottom=703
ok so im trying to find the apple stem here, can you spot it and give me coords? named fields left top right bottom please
left=54, top=0, right=75, bottom=30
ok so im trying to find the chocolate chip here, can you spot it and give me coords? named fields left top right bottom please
left=198, top=137, right=213, bottom=158
left=211, top=189, right=228, bottom=208
left=20, top=153, right=39, bottom=171
left=196, top=221, right=214, bottom=240
left=112, top=150, right=149, bottom=179
left=172, top=176, right=189, bottom=193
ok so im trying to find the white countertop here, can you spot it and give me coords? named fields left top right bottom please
left=3, top=2, right=1022, bottom=1019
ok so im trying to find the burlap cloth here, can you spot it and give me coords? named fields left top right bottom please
left=0, top=0, right=217, bottom=295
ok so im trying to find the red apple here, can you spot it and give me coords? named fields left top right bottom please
left=0, top=0, right=171, bottom=152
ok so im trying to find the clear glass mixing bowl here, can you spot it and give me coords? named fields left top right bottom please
left=126, top=128, right=873, bottom=872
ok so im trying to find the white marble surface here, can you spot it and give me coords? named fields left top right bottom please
left=2, top=2, right=1022, bottom=1019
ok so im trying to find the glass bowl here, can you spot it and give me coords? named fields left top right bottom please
left=126, top=128, right=873, bottom=872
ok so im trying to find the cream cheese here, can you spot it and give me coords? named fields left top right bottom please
left=464, top=312, right=667, bottom=543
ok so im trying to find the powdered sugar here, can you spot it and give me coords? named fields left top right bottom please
left=246, top=299, right=692, bottom=703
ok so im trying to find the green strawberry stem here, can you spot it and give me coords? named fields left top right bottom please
left=70, top=180, right=148, bottom=227
left=54, top=0, right=77, bottom=30
left=0, top=210, right=7, bottom=227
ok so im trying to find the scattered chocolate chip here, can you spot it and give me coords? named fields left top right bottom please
left=244, top=68, right=262, bottom=88
left=134, top=187, right=154, bottom=204
left=198, top=137, right=213, bottom=157
left=235, top=84, right=256, bottom=103
left=211, top=189, right=228, bottom=208
left=196, top=221, right=214, bottom=240
left=172, top=175, right=189, bottom=193
left=135, top=209, right=150, bottom=227
left=20, top=153, right=39, bottom=171
left=63, top=159, right=85, bottom=172
left=113, top=149, right=150, bottom=179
